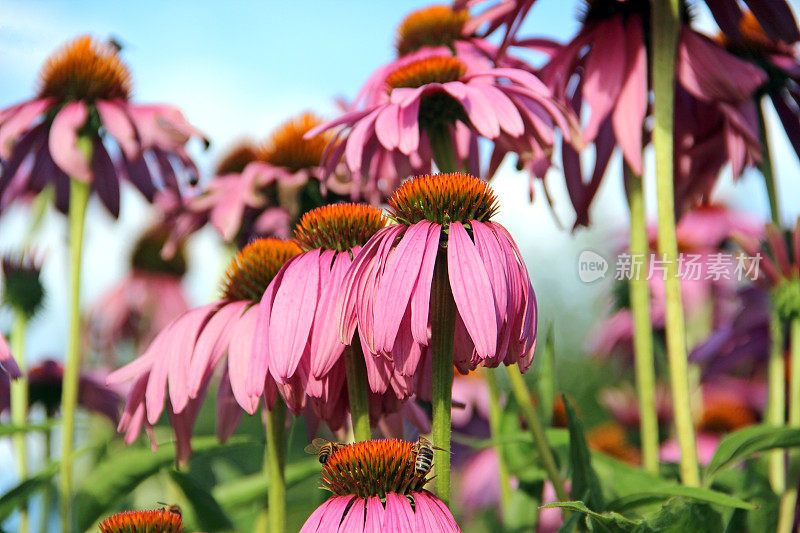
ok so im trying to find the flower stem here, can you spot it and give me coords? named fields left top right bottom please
left=39, top=425, right=53, bottom=533
left=344, top=340, right=372, bottom=442
left=757, top=98, right=780, bottom=225
left=428, top=124, right=458, bottom=173
left=624, top=166, right=659, bottom=475
left=485, top=369, right=511, bottom=516
left=650, top=0, right=700, bottom=486
left=768, top=308, right=786, bottom=494
left=778, top=317, right=800, bottom=533
left=431, top=254, right=456, bottom=505
left=506, top=364, right=569, bottom=502
left=266, top=399, right=287, bottom=533
left=59, top=139, right=92, bottom=531
left=10, top=311, right=29, bottom=533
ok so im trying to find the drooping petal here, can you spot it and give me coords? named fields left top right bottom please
left=582, top=16, right=627, bottom=143
left=49, top=101, right=92, bottom=182
left=410, top=224, right=442, bottom=345
left=375, top=104, right=401, bottom=151
left=447, top=223, right=497, bottom=358
left=0, top=98, right=52, bottom=159
left=364, top=496, right=385, bottom=532
left=188, top=301, right=248, bottom=397
left=269, top=252, right=321, bottom=382
left=166, top=304, right=217, bottom=415
left=384, top=492, right=415, bottom=533
left=311, top=251, right=351, bottom=379
left=216, top=366, right=243, bottom=442
left=0, top=333, right=20, bottom=379
left=96, top=100, right=139, bottom=159
left=91, top=138, right=120, bottom=217
left=228, top=305, right=261, bottom=414
left=338, top=497, right=366, bottom=533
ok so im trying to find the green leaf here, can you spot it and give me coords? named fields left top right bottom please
left=606, top=485, right=755, bottom=512
left=543, top=501, right=640, bottom=532
left=704, top=425, right=800, bottom=481
left=213, top=458, right=321, bottom=509
left=168, top=469, right=234, bottom=532
left=0, top=462, right=58, bottom=521
left=74, top=436, right=255, bottom=532
left=641, top=499, right=724, bottom=533
left=564, top=395, right=604, bottom=510
left=536, top=325, right=556, bottom=426
left=0, top=421, right=55, bottom=436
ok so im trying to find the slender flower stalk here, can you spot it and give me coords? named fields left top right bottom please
left=344, top=342, right=372, bottom=442
left=778, top=318, right=800, bottom=533
left=651, top=0, right=700, bottom=487
left=756, top=101, right=780, bottom=225
left=768, top=308, right=786, bottom=494
left=624, top=166, right=659, bottom=475
left=266, top=399, right=287, bottom=533
left=506, top=363, right=569, bottom=502
left=60, top=165, right=91, bottom=528
left=484, top=369, right=511, bottom=516
left=9, top=311, right=28, bottom=533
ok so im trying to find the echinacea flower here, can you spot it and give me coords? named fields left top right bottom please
left=2, top=251, right=46, bottom=320
left=107, top=238, right=301, bottom=462
left=88, top=226, right=190, bottom=359
left=99, top=507, right=183, bottom=533
left=534, top=0, right=766, bottom=225
left=300, top=439, right=460, bottom=532
left=0, top=333, right=20, bottom=379
left=308, top=48, right=575, bottom=200
left=339, top=173, right=537, bottom=381
left=719, top=11, right=800, bottom=164
left=586, top=421, right=641, bottom=465
left=0, top=359, right=121, bottom=425
left=453, top=0, right=538, bottom=58
left=0, top=36, right=206, bottom=216
left=707, top=0, right=799, bottom=45
left=254, top=204, right=415, bottom=425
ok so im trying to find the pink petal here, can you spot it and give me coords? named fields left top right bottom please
left=611, top=15, right=647, bottom=175
left=96, top=100, right=139, bottom=159
left=375, top=104, right=401, bottom=150
left=447, top=223, right=497, bottom=358
left=301, top=498, right=335, bottom=533
left=188, top=301, right=248, bottom=397
left=469, top=83, right=524, bottom=137
left=0, top=333, right=21, bottom=379
left=384, top=492, right=415, bottom=533
left=249, top=280, right=278, bottom=398
left=227, top=305, right=261, bottom=414
left=470, top=221, right=508, bottom=328
left=458, top=84, right=502, bottom=139
left=345, top=108, right=381, bottom=173
left=398, top=98, right=421, bottom=155
left=49, top=101, right=92, bottom=182
left=410, top=224, right=442, bottom=345
left=338, top=497, right=365, bottom=533
left=216, top=365, right=243, bottom=442
left=268, top=252, right=320, bottom=382
left=318, top=496, right=355, bottom=532
left=374, top=221, right=431, bottom=353
left=364, top=496, right=385, bottom=531
left=0, top=98, right=52, bottom=159
left=310, top=251, right=351, bottom=378
left=582, top=16, right=627, bottom=143
left=167, top=304, right=218, bottom=415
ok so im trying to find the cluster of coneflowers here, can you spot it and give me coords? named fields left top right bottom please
left=1, top=0, right=800, bottom=531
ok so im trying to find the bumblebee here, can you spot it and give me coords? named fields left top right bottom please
left=410, top=437, right=436, bottom=477
left=156, top=502, right=182, bottom=517
left=304, top=438, right=344, bottom=464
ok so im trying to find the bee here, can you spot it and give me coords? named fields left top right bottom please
left=304, top=438, right=344, bottom=465
left=156, top=502, right=182, bottom=517
left=410, top=437, right=439, bottom=478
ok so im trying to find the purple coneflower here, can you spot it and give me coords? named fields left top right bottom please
left=300, top=439, right=460, bottom=532
left=0, top=36, right=206, bottom=216
left=0, top=333, right=19, bottom=379
left=107, top=238, right=301, bottom=462
left=99, top=507, right=183, bottom=533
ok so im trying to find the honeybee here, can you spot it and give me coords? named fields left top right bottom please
left=156, top=502, right=182, bottom=517
left=304, top=438, right=345, bottom=464
left=410, top=437, right=443, bottom=477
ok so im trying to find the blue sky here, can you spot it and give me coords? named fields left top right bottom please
left=0, top=0, right=798, bottom=361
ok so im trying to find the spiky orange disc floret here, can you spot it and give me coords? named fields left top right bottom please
left=396, top=5, right=471, bottom=57
left=386, top=56, right=467, bottom=91
left=293, top=203, right=386, bottom=252
left=256, top=113, right=333, bottom=173
left=38, top=36, right=132, bottom=102
left=321, top=439, right=429, bottom=498
left=215, top=142, right=259, bottom=175
left=388, top=173, right=498, bottom=225
left=221, top=238, right=301, bottom=302
left=98, top=509, right=183, bottom=533
left=699, top=396, right=756, bottom=433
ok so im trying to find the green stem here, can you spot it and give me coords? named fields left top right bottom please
left=39, top=426, right=53, bottom=533
left=768, top=308, right=786, bottom=494
left=485, top=369, right=511, bottom=517
left=651, top=0, right=700, bottom=487
left=266, top=399, right=287, bottom=533
left=428, top=124, right=459, bottom=173
left=431, top=255, right=456, bottom=505
left=624, top=167, right=660, bottom=475
left=10, top=312, right=29, bottom=533
left=344, top=340, right=372, bottom=442
left=507, top=364, right=569, bottom=501
left=59, top=145, right=92, bottom=532
left=778, top=318, right=800, bottom=533
left=757, top=98, right=780, bottom=225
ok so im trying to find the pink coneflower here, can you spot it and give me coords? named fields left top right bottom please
left=253, top=204, right=414, bottom=439
left=534, top=1, right=766, bottom=225
left=453, top=0, right=537, bottom=56
left=0, top=359, right=121, bottom=425
left=107, top=238, right=301, bottom=462
left=300, top=439, right=461, bottom=532
left=339, top=173, right=537, bottom=375
left=99, top=507, right=183, bottom=533
left=88, top=226, right=190, bottom=359
left=308, top=50, right=575, bottom=198
left=0, top=36, right=206, bottom=216
left=0, top=333, right=20, bottom=379
left=708, top=1, right=799, bottom=45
